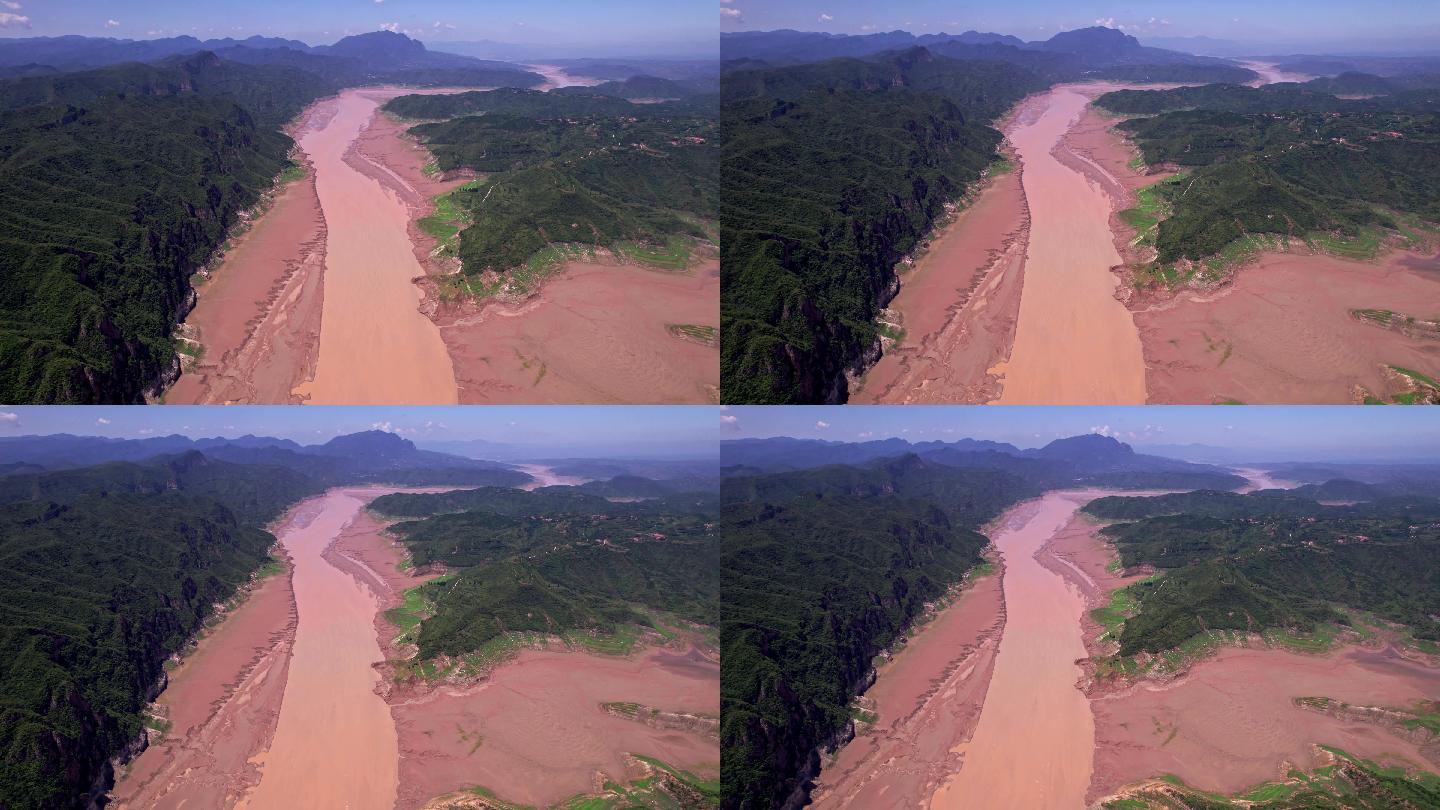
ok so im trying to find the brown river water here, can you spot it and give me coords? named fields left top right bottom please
left=291, top=90, right=458, bottom=404
left=239, top=490, right=399, bottom=809
left=929, top=491, right=1112, bottom=809
left=990, top=86, right=1148, bottom=404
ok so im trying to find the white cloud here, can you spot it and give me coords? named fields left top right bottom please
left=1094, top=17, right=1117, bottom=28
left=96, top=417, right=111, bottom=426
left=857, top=431, right=874, bottom=438
left=818, top=13, right=833, bottom=23
left=1, top=2, right=22, bottom=10
left=370, top=421, right=395, bottom=432
left=0, top=11, right=30, bottom=27
left=860, top=24, right=876, bottom=31
left=1090, top=424, right=1115, bottom=437
left=104, top=19, right=120, bottom=28
left=374, top=0, right=384, bottom=4
left=137, top=428, right=156, bottom=436
left=379, top=22, right=400, bottom=32
left=720, top=414, right=740, bottom=431
left=815, top=420, right=830, bottom=430
left=0, top=411, right=17, bottom=426
left=720, top=7, right=741, bottom=20
left=719, top=0, right=733, bottom=4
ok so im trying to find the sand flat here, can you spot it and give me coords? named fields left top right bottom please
left=856, top=168, right=1029, bottom=404
left=991, top=85, right=1148, bottom=404
left=168, top=157, right=326, bottom=405
left=291, top=90, right=458, bottom=404
left=392, top=648, right=719, bottom=809
left=811, top=565, right=1005, bottom=807
left=435, top=258, right=721, bottom=403
left=1090, top=645, right=1440, bottom=799
left=1136, top=250, right=1440, bottom=403
left=109, top=543, right=299, bottom=809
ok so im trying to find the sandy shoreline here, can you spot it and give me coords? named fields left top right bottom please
left=810, top=557, right=1006, bottom=806
left=1048, top=490, right=1440, bottom=803
left=854, top=162, right=1029, bottom=404
left=1134, top=249, right=1440, bottom=403
left=168, top=140, right=326, bottom=404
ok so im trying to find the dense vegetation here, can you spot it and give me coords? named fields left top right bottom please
left=0, top=54, right=334, bottom=403
left=1083, top=490, right=1440, bottom=656
left=386, top=88, right=716, bottom=279
left=1096, top=83, right=1440, bottom=267
left=720, top=459, right=1037, bottom=808
left=378, top=483, right=717, bottom=660
left=721, top=50, right=1043, bottom=403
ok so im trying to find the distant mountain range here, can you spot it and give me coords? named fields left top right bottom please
left=0, top=429, right=525, bottom=485
left=0, top=31, right=542, bottom=85
left=721, top=434, right=1246, bottom=491
left=721, top=26, right=1256, bottom=83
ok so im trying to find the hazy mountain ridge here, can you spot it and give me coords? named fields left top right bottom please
left=720, top=433, right=1244, bottom=490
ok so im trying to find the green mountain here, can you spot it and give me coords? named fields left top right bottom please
left=720, top=50, right=1042, bottom=403
left=386, top=88, right=716, bottom=279
left=1096, top=84, right=1440, bottom=268
left=1083, top=490, right=1440, bottom=656
left=0, top=54, right=334, bottom=403
left=376, top=486, right=717, bottom=661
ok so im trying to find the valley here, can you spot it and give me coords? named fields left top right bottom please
left=717, top=424, right=1440, bottom=810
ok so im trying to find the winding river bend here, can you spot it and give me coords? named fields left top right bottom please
left=291, top=90, right=458, bottom=405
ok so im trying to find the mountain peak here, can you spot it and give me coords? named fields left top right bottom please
left=317, top=430, right=416, bottom=458
left=1034, top=433, right=1134, bottom=460
left=1042, top=26, right=1140, bottom=55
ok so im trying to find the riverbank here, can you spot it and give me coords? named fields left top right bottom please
left=1057, top=487, right=1440, bottom=803
left=809, top=554, right=1006, bottom=806
left=853, top=160, right=1030, bottom=404
left=1133, top=248, right=1440, bottom=403
left=431, top=256, right=721, bottom=403
left=167, top=144, right=327, bottom=404
left=348, top=485, right=721, bottom=808
left=108, top=538, right=300, bottom=808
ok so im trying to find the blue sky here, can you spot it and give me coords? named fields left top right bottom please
left=719, top=406, right=1440, bottom=461
left=719, top=0, right=1439, bottom=51
left=0, top=406, right=716, bottom=457
left=0, top=0, right=711, bottom=52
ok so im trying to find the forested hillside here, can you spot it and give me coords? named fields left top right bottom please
left=720, top=460, right=1037, bottom=808
left=0, top=54, right=332, bottom=404
left=373, top=484, right=717, bottom=666
left=721, top=50, right=1042, bottom=403
left=1082, top=491, right=1440, bottom=657
left=1096, top=83, right=1440, bottom=268
left=387, top=88, right=716, bottom=281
